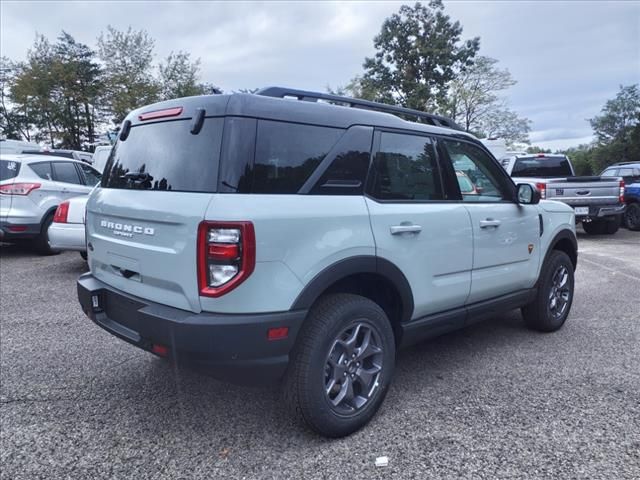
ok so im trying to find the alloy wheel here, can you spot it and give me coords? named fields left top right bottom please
left=324, top=322, right=384, bottom=415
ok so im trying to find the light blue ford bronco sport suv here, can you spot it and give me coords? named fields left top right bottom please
left=77, top=87, right=578, bottom=437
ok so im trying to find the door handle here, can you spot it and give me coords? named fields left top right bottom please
left=479, top=219, right=501, bottom=228
left=390, top=224, right=422, bottom=235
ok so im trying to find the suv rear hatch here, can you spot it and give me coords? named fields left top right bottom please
left=87, top=101, right=226, bottom=312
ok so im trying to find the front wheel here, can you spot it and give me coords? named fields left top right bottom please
left=283, top=294, right=396, bottom=438
left=624, top=203, right=640, bottom=231
left=522, top=250, right=575, bottom=332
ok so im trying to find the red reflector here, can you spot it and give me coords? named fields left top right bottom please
left=208, top=243, right=239, bottom=259
left=267, top=327, right=289, bottom=341
left=8, top=225, right=28, bottom=232
left=138, top=107, right=183, bottom=121
left=151, top=344, right=169, bottom=357
left=53, top=201, right=70, bottom=223
left=537, top=154, right=546, bottom=157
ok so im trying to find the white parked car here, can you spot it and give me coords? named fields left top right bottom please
left=48, top=195, right=88, bottom=257
left=91, top=145, right=112, bottom=173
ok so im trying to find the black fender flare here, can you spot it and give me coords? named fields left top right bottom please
left=291, top=255, right=414, bottom=323
left=545, top=229, right=578, bottom=270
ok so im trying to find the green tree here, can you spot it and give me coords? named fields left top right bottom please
left=480, top=108, right=531, bottom=146
left=0, top=56, right=30, bottom=140
left=359, top=1, right=479, bottom=111
left=158, top=51, right=208, bottom=100
left=97, top=26, right=159, bottom=124
left=441, top=56, right=530, bottom=144
left=590, top=85, right=640, bottom=145
left=9, top=35, right=60, bottom=146
left=525, top=146, right=552, bottom=154
left=52, top=31, right=103, bottom=148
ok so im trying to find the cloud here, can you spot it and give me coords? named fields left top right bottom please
left=1, top=0, right=638, bottom=149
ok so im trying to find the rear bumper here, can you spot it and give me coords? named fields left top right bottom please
left=77, top=273, right=307, bottom=385
left=574, top=204, right=625, bottom=220
left=0, top=220, right=41, bottom=240
left=49, top=222, right=85, bottom=251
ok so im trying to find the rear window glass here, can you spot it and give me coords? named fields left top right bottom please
left=252, top=121, right=344, bottom=194
left=29, top=162, right=53, bottom=180
left=0, top=160, right=20, bottom=180
left=53, top=162, right=82, bottom=184
left=512, top=157, right=573, bottom=177
left=102, top=118, right=223, bottom=192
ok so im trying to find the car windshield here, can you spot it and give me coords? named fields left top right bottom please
left=512, top=157, right=573, bottom=177
left=0, top=159, right=21, bottom=180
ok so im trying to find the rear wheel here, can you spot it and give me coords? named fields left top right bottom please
left=604, top=215, right=621, bottom=234
left=283, top=294, right=395, bottom=438
left=624, top=203, right=640, bottom=231
left=582, top=219, right=605, bottom=235
left=522, top=250, right=574, bottom=332
left=33, top=214, right=60, bottom=256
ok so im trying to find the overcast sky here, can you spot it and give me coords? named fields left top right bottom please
left=2, top=1, right=639, bottom=149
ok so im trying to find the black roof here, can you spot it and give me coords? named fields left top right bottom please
left=126, top=87, right=475, bottom=141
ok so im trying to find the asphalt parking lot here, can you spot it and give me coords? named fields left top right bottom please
left=1, top=229, right=639, bottom=480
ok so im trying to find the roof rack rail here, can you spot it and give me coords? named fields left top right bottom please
left=256, top=86, right=464, bottom=131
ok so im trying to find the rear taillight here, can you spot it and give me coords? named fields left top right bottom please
left=53, top=201, right=70, bottom=223
left=0, top=183, right=41, bottom=195
left=535, top=182, right=546, bottom=200
left=619, top=180, right=625, bottom=203
left=197, top=221, right=255, bottom=297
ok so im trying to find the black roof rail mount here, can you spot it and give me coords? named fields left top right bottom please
left=256, top=86, right=463, bottom=131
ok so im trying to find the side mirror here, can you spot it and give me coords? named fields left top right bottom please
left=517, top=183, right=540, bottom=205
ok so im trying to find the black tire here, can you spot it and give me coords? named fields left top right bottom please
left=582, top=219, right=605, bottom=235
left=522, top=250, right=575, bottom=332
left=624, top=203, right=640, bottom=231
left=283, top=293, right=396, bottom=438
left=80, top=251, right=88, bottom=261
left=603, top=215, right=621, bottom=234
left=33, top=214, right=60, bottom=256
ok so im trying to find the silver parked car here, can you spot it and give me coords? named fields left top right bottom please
left=0, top=154, right=101, bottom=254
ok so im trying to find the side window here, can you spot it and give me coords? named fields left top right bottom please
left=52, top=162, right=82, bottom=185
left=369, top=132, right=442, bottom=201
left=310, top=127, right=372, bottom=195
left=29, top=162, right=53, bottom=180
left=78, top=163, right=102, bottom=186
left=443, top=140, right=509, bottom=202
left=252, top=121, right=344, bottom=194
left=602, top=168, right=618, bottom=177
left=618, top=168, right=633, bottom=177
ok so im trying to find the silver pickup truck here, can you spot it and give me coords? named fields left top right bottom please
left=500, top=154, right=625, bottom=235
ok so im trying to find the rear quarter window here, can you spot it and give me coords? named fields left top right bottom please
left=252, top=121, right=344, bottom=194
left=102, top=118, right=223, bottom=193
left=0, top=160, right=21, bottom=180
left=218, top=120, right=345, bottom=194
left=29, top=162, right=53, bottom=180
